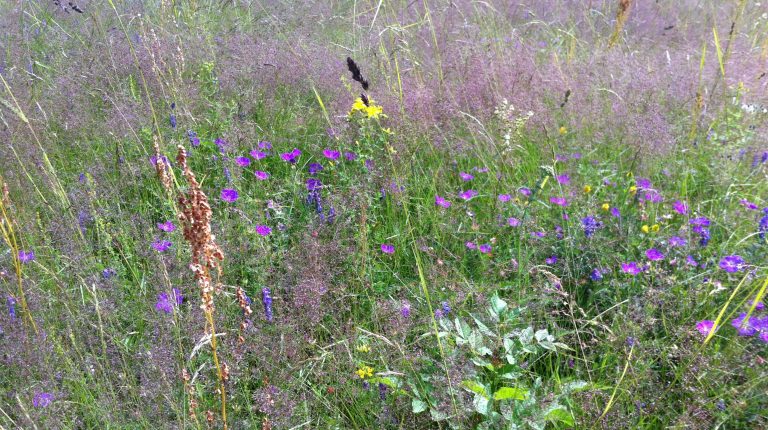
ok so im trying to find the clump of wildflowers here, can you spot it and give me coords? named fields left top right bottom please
left=581, top=215, right=601, bottom=237
left=718, top=255, right=745, bottom=273
left=262, top=287, right=273, bottom=322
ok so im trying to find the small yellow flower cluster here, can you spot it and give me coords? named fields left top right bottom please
left=583, top=185, right=592, bottom=193
left=356, top=365, right=374, bottom=379
left=641, top=224, right=660, bottom=234
left=356, top=344, right=370, bottom=353
left=350, top=98, right=384, bottom=119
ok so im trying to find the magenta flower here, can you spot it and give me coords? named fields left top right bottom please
left=672, top=200, right=688, bottom=215
left=459, top=172, right=474, bottom=181
left=610, top=207, right=621, bottom=218
left=435, top=195, right=452, bottom=208
left=479, top=244, right=492, bottom=254
left=236, top=156, right=251, bottom=167
left=308, top=163, right=324, bottom=175
left=255, top=225, right=272, bottom=236
left=739, top=199, right=758, bottom=210
left=556, top=174, right=570, bottom=185
left=344, top=151, right=357, bottom=161
left=151, top=240, right=172, bottom=252
left=221, top=188, right=239, bottom=202
left=498, top=194, right=512, bottom=202
left=459, top=190, right=478, bottom=201
left=668, top=236, right=686, bottom=247
left=621, top=262, right=643, bottom=275
left=155, top=291, right=179, bottom=314
left=157, top=221, right=175, bottom=232
left=645, top=248, right=664, bottom=261
left=465, top=242, right=477, bottom=250
left=550, top=197, right=568, bottom=207
left=381, top=244, right=395, bottom=254
left=719, top=255, right=745, bottom=273
left=636, top=178, right=652, bottom=189
left=254, top=171, right=270, bottom=180
left=508, top=217, right=520, bottom=227
left=686, top=255, right=698, bottom=266
left=519, top=187, right=532, bottom=197
left=18, top=250, right=35, bottom=263
left=280, top=148, right=302, bottom=163
left=33, top=392, right=54, bottom=408
left=323, top=149, right=340, bottom=160
left=545, top=255, right=558, bottom=265
left=695, top=320, right=715, bottom=337
left=258, top=141, right=272, bottom=150
left=250, top=150, right=268, bottom=160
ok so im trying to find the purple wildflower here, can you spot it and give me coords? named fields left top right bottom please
left=739, top=199, right=758, bottom=210
left=695, top=320, right=715, bottom=337
left=758, top=208, right=768, bottom=240
left=236, top=156, right=251, bottom=167
left=308, top=163, right=324, bottom=175
left=344, top=151, right=357, bottom=161
left=465, top=242, right=477, bottom=250
left=479, top=244, right=492, bottom=254
left=157, top=221, right=175, bottom=232
left=155, top=292, right=174, bottom=314
left=262, top=287, right=273, bottom=322
left=151, top=239, right=172, bottom=252
left=459, top=189, right=478, bottom=201
left=280, top=148, right=302, bottom=163
left=187, top=130, right=200, bottom=147
left=550, top=197, right=568, bottom=207
left=508, top=217, right=520, bottom=227
left=323, top=149, right=340, bottom=160
left=668, top=236, right=687, bottom=247
left=214, top=138, right=229, bottom=153
left=498, top=194, right=512, bottom=202
left=545, top=255, right=558, bottom=265
left=610, top=207, right=621, bottom=218
left=719, top=255, right=745, bottom=273
left=250, top=150, right=268, bottom=160
left=519, top=187, right=532, bottom=197
left=645, top=248, right=664, bottom=261
left=621, top=262, right=643, bottom=275
left=18, top=250, right=35, bottom=263
left=381, top=244, right=395, bottom=254
left=556, top=174, right=570, bottom=185
left=731, top=313, right=757, bottom=336
left=256, top=225, right=272, bottom=236
left=258, top=141, right=272, bottom=150
left=221, top=188, right=239, bottom=203
left=400, top=302, right=411, bottom=318
left=459, top=172, right=474, bottom=181
left=636, top=178, right=652, bottom=189
left=672, top=200, right=688, bottom=215
left=581, top=215, right=602, bottom=237
left=7, top=296, right=16, bottom=322
left=254, top=171, right=270, bottom=180
left=102, top=268, right=117, bottom=279
left=686, top=255, right=698, bottom=267
left=441, top=301, right=451, bottom=315
left=33, top=392, right=54, bottom=408
left=306, top=178, right=322, bottom=191
left=169, top=113, right=177, bottom=129
left=590, top=269, right=603, bottom=281
left=378, top=383, right=387, bottom=400
left=435, top=195, right=452, bottom=208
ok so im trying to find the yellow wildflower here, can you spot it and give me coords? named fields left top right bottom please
left=356, top=344, right=370, bottom=353
left=558, top=126, right=567, bottom=135
left=349, top=97, right=384, bottom=119
left=641, top=225, right=650, bottom=234
left=629, top=185, right=637, bottom=195
left=583, top=185, right=592, bottom=193
left=602, top=203, right=610, bottom=211
left=356, top=366, right=373, bottom=379
left=651, top=224, right=660, bottom=232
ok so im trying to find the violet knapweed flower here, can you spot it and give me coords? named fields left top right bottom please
left=719, top=255, right=745, bottom=273
left=550, top=197, right=568, bottom=207
left=459, top=189, right=478, bottom=201
left=214, top=138, right=229, bottom=153
left=686, top=255, right=698, bottom=267
left=621, top=262, right=643, bottom=275
left=695, top=320, right=715, bottom=337
left=254, top=171, right=270, bottom=180
left=545, top=255, right=558, bottom=265
left=155, top=292, right=174, bottom=314
left=221, top=188, right=239, bottom=203
left=151, top=239, right=172, bottom=252
left=668, top=236, right=687, bottom=247
left=258, top=141, right=272, bottom=150
left=102, top=268, right=117, bottom=279
left=690, top=217, right=711, bottom=227
left=236, top=156, right=251, bottom=167
left=479, top=244, right=492, bottom=254
left=435, top=195, right=452, bottom=208
left=380, top=244, right=395, bottom=254
left=519, top=187, right=532, bottom=197
left=280, top=148, right=302, bottom=163
left=465, top=242, right=477, bottom=250
left=646, top=248, right=664, bottom=261
left=556, top=174, right=570, bottom=185
left=610, top=207, right=621, bottom=218
left=7, top=296, right=16, bottom=322
left=262, top=287, right=273, bottom=322
left=344, top=151, right=357, bottom=161
left=459, top=172, right=474, bottom=181
left=739, top=199, right=758, bottom=210
left=32, top=392, right=54, bottom=408
left=581, top=215, right=601, bottom=237
left=498, top=194, right=512, bottom=202
left=636, top=178, right=652, bottom=189
left=508, top=217, right=520, bottom=227
left=250, top=150, right=268, bottom=160
left=400, top=302, right=411, bottom=318
left=306, top=178, right=322, bottom=191
left=255, top=225, right=272, bottom=236
left=672, top=200, right=688, bottom=215
left=18, top=250, right=35, bottom=263
left=157, top=221, right=175, bottom=232
left=323, top=149, right=340, bottom=160
left=308, top=163, right=323, bottom=175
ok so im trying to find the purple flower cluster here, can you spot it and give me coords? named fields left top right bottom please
left=262, top=287, right=273, bottom=322
left=155, top=288, right=183, bottom=314
left=581, top=215, right=601, bottom=238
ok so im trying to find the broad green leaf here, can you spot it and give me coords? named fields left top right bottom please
left=412, top=399, right=428, bottom=413
left=473, top=393, right=490, bottom=415
left=544, top=405, right=574, bottom=426
left=461, top=380, right=487, bottom=396
left=493, top=386, right=528, bottom=401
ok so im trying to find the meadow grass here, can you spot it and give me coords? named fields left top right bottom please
left=0, top=1, right=767, bottom=429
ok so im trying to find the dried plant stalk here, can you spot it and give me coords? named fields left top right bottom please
left=608, top=0, right=632, bottom=48
left=175, top=145, right=228, bottom=428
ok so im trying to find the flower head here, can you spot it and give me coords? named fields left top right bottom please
left=719, top=255, right=745, bottom=273
left=18, top=250, right=35, bottom=263
left=221, top=188, right=239, bottom=203
left=672, top=200, right=688, bottom=215
left=33, top=392, right=54, bottom=408
left=435, top=195, right=452, bottom=208
left=262, top=287, right=273, bottom=322
left=668, top=236, right=687, bottom=247
left=151, top=239, right=172, bottom=252
left=157, top=221, right=176, bottom=232
left=581, top=215, right=602, bottom=237
left=508, top=217, right=520, bottom=227
left=695, top=320, right=715, bottom=337
left=621, top=262, right=643, bottom=275
left=498, top=194, right=512, bottom=202
left=645, top=248, right=664, bottom=261
left=380, top=244, right=395, bottom=254
left=550, top=197, right=568, bottom=207
left=254, top=171, right=270, bottom=180
left=255, top=225, right=272, bottom=236
left=280, top=148, right=302, bottom=163
left=323, top=149, right=340, bottom=160
left=459, top=189, right=478, bottom=201
left=236, top=156, right=251, bottom=167
left=308, top=163, right=324, bottom=175
left=519, top=187, right=532, bottom=197
left=479, top=244, right=492, bottom=254
left=459, top=172, right=474, bottom=181
left=250, top=150, right=268, bottom=160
